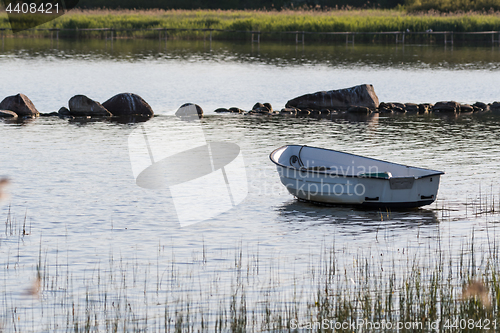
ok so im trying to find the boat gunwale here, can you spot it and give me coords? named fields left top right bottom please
left=269, top=145, right=445, bottom=180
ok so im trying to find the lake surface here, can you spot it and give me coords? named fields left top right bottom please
left=1, top=38, right=500, bottom=331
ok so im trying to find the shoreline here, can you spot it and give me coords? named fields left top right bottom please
left=1, top=9, right=500, bottom=42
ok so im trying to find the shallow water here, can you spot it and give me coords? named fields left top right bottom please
left=1, top=38, right=500, bottom=331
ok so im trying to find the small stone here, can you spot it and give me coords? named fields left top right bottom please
left=296, top=109, right=310, bottom=116
left=228, top=107, right=244, bottom=113
left=348, top=106, right=371, bottom=113
left=379, top=102, right=394, bottom=109
left=58, top=107, right=71, bottom=116
left=214, top=108, right=230, bottom=113
left=473, top=102, right=488, bottom=109
left=254, top=107, right=270, bottom=114
left=404, top=103, right=419, bottom=113
left=378, top=107, right=393, bottom=113
left=460, top=104, right=474, bottom=113
left=252, top=103, right=265, bottom=110
left=490, top=101, right=500, bottom=109
left=175, top=103, right=203, bottom=119
left=419, top=104, right=433, bottom=113
left=280, top=108, right=297, bottom=115
left=39, top=112, right=60, bottom=117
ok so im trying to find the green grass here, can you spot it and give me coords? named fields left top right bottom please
left=1, top=9, right=500, bottom=41
left=3, top=225, right=500, bottom=331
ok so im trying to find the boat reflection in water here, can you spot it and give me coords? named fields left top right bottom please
left=276, top=199, right=439, bottom=234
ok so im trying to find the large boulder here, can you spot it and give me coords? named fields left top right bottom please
left=0, top=93, right=39, bottom=117
left=102, top=93, right=154, bottom=117
left=285, top=84, right=379, bottom=110
left=68, top=95, right=111, bottom=117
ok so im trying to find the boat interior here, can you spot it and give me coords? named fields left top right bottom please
left=271, top=145, right=444, bottom=179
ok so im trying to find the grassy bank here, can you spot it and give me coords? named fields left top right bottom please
left=1, top=9, right=500, bottom=41
left=2, top=232, right=500, bottom=332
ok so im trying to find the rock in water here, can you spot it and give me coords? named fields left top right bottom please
left=285, top=84, right=379, bottom=110
left=69, top=95, right=111, bottom=117
left=252, top=103, right=265, bottom=110
left=228, top=107, right=244, bottom=113
left=0, top=93, right=39, bottom=117
left=432, top=101, right=459, bottom=113
left=175, top=103, right=203, bottom=119
left=58, top=107, right=71, bottom=116
left=102, top=93, right=154, bottom=117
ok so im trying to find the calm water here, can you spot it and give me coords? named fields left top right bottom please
left=1, top=38, right=500, bottom=331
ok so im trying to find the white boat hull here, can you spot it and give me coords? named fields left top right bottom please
left=270, top=145, right=443, bottom=209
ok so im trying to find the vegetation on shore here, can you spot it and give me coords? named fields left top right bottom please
left=1, top=9, right=500, bottom=41
left=52, top=0, right=500, bottom=13
left=2, top=228, right=500, bottom=332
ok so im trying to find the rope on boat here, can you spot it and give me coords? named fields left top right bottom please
left=298, top=145, right=305, bottom=167
left=290, top=145, right=306, bottom=169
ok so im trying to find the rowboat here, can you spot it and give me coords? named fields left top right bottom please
left=270, top=145, right=444, bottom=209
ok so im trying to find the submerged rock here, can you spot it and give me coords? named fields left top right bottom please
left=229, top=107, right=244, bottom=113
left=0, top=93, right=39, bottom=117
left=404, top=103, right=419, bottom=113
left=280, top=108, right=297, bottom=115
left=491, top=101, right=500, bottom=110
left=102, top=93, right=153, bottom=117
left=69, top=95, right=111, bottom=117
left=378, top=107, right=393, bottom=113
left=348, top=106, right=371, bottom=114
left=285, top=84, right=379, bottom=110
left=296, top=109, right=310, bottom=117
left=460, top=104, right=474, bottom=113
left=214, top=108, right=230, bottom=113
left=39, top=112, right=60, bottom=117
left=419, top=104, right=433, bottom=113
